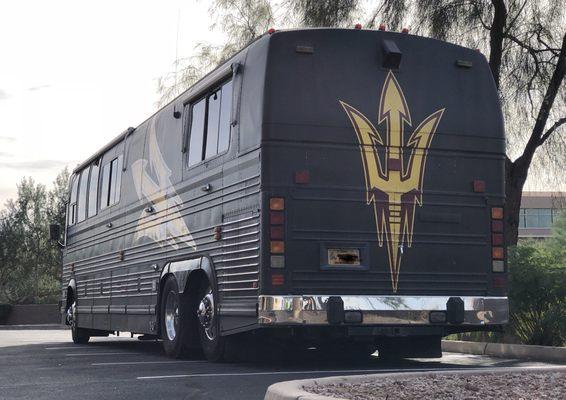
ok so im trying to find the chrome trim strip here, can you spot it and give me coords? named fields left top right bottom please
left=258, top=295, right=508, bottom=326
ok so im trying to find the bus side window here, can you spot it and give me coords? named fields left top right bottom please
left=188, top=98, right=206, bottom=167
left=87, top=161, right=100, bottom=218
left=76, top=168, right=90, bottom=223
left=68, top=175, right=79, bottom=226
left=218, top=80, right=233, bottom=153
left=187, top=79, right=233, bottom=167
left=100, top=155, right=123, bottom=210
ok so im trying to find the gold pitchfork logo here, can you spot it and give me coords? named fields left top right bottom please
left=340, top=71, right=445, bottom=292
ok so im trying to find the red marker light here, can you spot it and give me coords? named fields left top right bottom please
left=268, top=28, right=276, bottom=34
left=379, top=24, right=386, bottom=31
left=354, top=23, right=362, bottom=30
left=402, top=27, right=409, bottom=34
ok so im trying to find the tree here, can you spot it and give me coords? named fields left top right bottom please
left=0, top=169, right=68, bottom=304
left=157, top=0, right=274, bottom=106
left=160, top=1, right=566, bottom=245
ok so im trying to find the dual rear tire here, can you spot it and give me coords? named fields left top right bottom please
left=160, top=276, right=224, bottom=361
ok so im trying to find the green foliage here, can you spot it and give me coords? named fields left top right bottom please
left=508, top=214, right=566, bottom=346
left=0, top=168, right=69, bottom=305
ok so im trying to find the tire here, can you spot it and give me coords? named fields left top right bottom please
left=160, top=276, right=192, bottom=358
left=68, top=301, right=90, bottom=344
left=197, top=280, right=225, bottom=362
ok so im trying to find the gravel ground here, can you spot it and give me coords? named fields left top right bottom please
left=307, top=371, right=566, bottom=400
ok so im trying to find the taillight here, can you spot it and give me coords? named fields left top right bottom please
left=491, top=207, right=505, bottom=272
left=269, top=197, right=285, bottom=270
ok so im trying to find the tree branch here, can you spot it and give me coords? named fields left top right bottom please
left=488, top=0, right=507, bottom=89
left=539, top=117, right=566, bottom=146
left=521, top=33, right=566, bottom=162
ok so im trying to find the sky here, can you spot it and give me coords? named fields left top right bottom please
left=0, top=0, right=222, bottom=208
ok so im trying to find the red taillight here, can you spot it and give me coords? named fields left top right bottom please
left=492, top=233, right=504, bottom=246
left=491, top=207, right=503, bottom=219
left=270, top=211, right=284, bottom=225
left=294, top=170, right=310, bottom=184
left=270, top=226, right=284, bottom=240
left=492, top=276, right=506, bottom=289
left=271, top=274, right=285, bottom=286
left=473, top=179, right=486, bottom=193
left=491, top=220, right=503, bottom=232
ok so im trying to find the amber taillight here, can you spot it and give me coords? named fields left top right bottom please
left=491, top=207, right=505, bottom=272
left=269, top=197, right=285, bottom=275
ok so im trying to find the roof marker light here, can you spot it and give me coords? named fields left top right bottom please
left=379, top=24, right=386, bottom=31
left=402, top=27, right=409, bottom=34
left=268, top=28, right=276, bottom=34
left=355, top=23, right=362, bottom=30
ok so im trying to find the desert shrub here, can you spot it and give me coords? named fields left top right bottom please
left=508, top=241, right=566, bottom=346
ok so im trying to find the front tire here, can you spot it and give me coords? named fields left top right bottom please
left=160, top=277, right=192, bottom=358
left=68, top=301, right=90, bottom=344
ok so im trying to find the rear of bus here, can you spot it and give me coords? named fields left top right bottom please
left=257, top=28, right=508, bottom=355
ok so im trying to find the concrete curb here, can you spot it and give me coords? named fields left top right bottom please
left=442, top=340, right=566, bottom=362
left=0, top=324, right=68, bottom=330
left=264, top=366, right=566, bottom=400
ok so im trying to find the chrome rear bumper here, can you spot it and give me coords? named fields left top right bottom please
left=258, top=295, right=508, bottom=326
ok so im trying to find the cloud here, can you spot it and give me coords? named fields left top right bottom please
left=0, top=89, right=9, bottom=100
left=0, top=159, right=72, bottom=170
left=28, top=84, right=51, bottom=92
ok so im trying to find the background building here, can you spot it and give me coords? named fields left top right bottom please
left=518, top=192, right=565, bottom=239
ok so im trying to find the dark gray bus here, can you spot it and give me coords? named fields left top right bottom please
left=57, top=28, right=509, bottom=361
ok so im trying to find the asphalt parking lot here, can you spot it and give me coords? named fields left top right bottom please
left=0, top=329, right=563, bottom=400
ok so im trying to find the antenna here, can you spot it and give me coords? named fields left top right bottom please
left=174, top=8, right=181, bottom=96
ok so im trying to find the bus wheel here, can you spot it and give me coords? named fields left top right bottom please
left=197, top=282, right=225, bottom=362
left=160, top=277, right=190, bottom=358
left=68, top=301, right=90, bottom=344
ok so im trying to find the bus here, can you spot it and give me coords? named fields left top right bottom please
left=53, top=28, right=509, bottom=361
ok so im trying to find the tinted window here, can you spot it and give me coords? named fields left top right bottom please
left=188, top=98, right=206, bottom=166
left=68, top=175, right=79, bottom=226
left=109, top=156, right=122, bottom=205
left=100, top=155, right=123, bottom=210
left=205, top=89, right=221, bottom=159
left=218, top=80, right=233, bottom=153
left=100, top=162, right=111, bottom=210
left=76, top=168, right=89, bottom=223
left=187, top=79, right=232, bottom=167
left=87, top=162, right=100, bottom=218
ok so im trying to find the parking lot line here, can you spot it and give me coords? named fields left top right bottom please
left=136, top=368, right=423, bottom=380
left=65, top=352, right=137, bottom=357
left=92, top=361, right=204, bottom=366
left=136, top=365, right=566, bottom=380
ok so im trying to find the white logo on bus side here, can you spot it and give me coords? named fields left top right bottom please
left=131, top=117, right=197, bottom=250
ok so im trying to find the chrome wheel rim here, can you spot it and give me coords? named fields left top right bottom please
left=164, top=291, right=179, bottom=341
left=67, top=302, right=77, bottom=328
left=197, top=289, right=215, bottom=341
